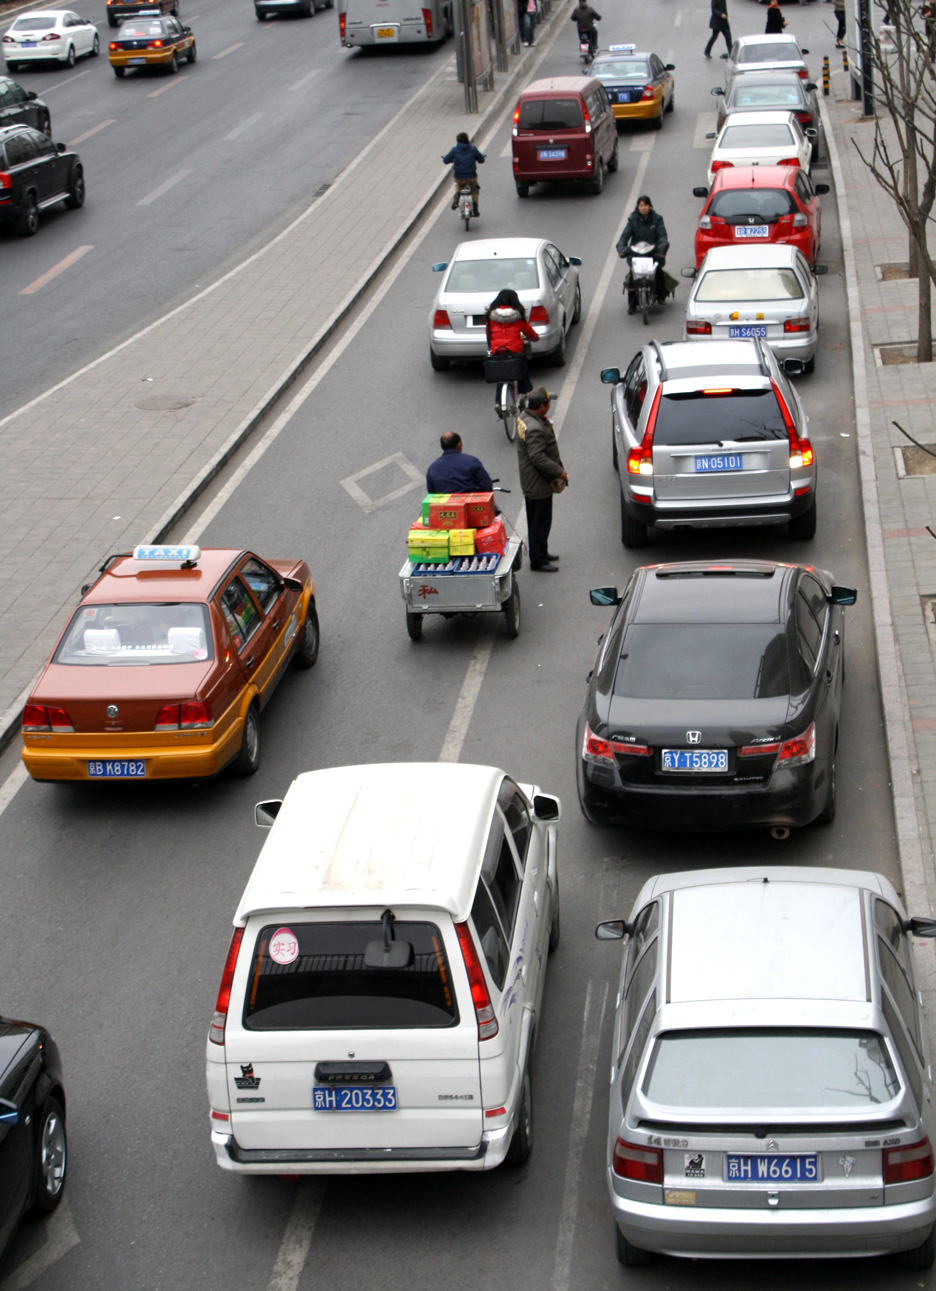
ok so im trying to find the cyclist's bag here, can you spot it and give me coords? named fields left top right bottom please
left=484, top=351, right=525, bottom=383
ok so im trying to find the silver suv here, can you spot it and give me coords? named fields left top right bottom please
left=601, top=338, right=816, bottom=548
left=597, top=866, right=936, bottom=1268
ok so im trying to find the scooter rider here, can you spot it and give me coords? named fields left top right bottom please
left=442, top=132, right=485, bottom=218
left=570, top=0, right=601, bottom=56
left=616, top=195, right=670, bottom=315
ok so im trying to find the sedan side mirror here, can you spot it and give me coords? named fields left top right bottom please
left=27, top=89, right=37, bottom=100
left=595, top=920, right=629, bottom=941
left=681, top=266, right=697, bottom=279
left=710, top=86, right=724, bottom=96
left=804, top=127, right=818, bottom=139
left=829, top=585, right=857, bottom=605
left=705, top=131, right=716, bottom=139
left=693, top=185, right=709, bottom=198
left=909, top=916, right=936, bottom=937
left=665, top=62, right=675, bottom=70
left=56, top=142, right=66, bottom=153
left=590, top=586, right=621, bottom=606
left=569, top=255, right=582, bottom=266
left=533, top=792, right=562, bottom=822
left=815, top=183, right=830, bottom=195
left=802, top=47, right=810, bottom=53
left=814, top=263, right=829, bottom=275
left=805, top=81, right=818, bottom=90
left=255, top=799, right=283, bottom=827
left=600, top=366, right=621, bottom=384
left=432, top=262, right=447, bottom=272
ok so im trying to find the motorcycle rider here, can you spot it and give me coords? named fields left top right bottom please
left=570, top=0, right=601, bottom=57
left=616, top=195, right=670, bottom=315
left=486, top=289, right=539, bottom=397
left=442, top=132, right=486, bottom=218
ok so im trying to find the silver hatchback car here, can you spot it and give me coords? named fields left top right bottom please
left=597, top=867, right=936, bottom=1267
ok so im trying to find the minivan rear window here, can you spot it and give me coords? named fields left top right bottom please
left=518, top=98, right=583, bottom=130
left=243, top=921, right=459, bottom=1030
left=654, top=389, right=787, bottom=445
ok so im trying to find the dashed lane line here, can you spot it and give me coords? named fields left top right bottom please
left=147, top=74, right=188, bottom=98
left=224, top=111, right=265, bottom=141
left=20, top=245, right=94, bottom=296
left=213, top=41, right=245, bottom=58
left=35, top=69, right=90, bottom=92
left=67, top=118, right=115, bottom=147
left=137, top=168, right=192, bottom=205
left=289, top=67, right=322, bottom=89
left=266, top=1184, right=326, bottom=1291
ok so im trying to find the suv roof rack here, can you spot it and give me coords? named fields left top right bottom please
left=649, top=339, right=668, bottom=383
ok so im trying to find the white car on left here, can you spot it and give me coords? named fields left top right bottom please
left=3, top=11, right=100, bottom=71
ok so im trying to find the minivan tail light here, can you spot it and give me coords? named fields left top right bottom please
left=339, top=10, right=346, bottom=39
left=582, top=102, right=592, bottom=133
left=884, top=1138, right=935, bottom=1184
left=613, top=1138, right=663, bottom=1183
left=529, top=305, right=549, bottom=324
left=209, top=927, right=244, bottom=1046
left=771, top=378, right=813, bottom=467
left=433, top=309, right=452, bottom=329
left=512, top=102, right=520, bottom=125
left=421, top=6, right=432, bottom=36
left=454, top=921, right=498, bottom=1040
left=686, top=320, right=712, bottom=335
left=777, top=721, right=815, bottom=767
left=627, top=384, right=662, bottom=476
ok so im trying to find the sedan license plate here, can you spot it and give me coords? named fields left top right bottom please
left=376, top=26, right=396, bottom=36
left=538, top=148, right=567, bottom=161
left=661, top=749, right=728, bottom=772
left=726, top=1153, right=819, bottom=1182
left=22, top=40, right=37, bottom=46
left=734, top=225, right=769, bottom=239
left=127, top=56, right=147, bottom=63
left=694, top=454, right=743, bottom=472
left=729, top=325, right=767, bottom=338
left=313, top=1085, right=397, bottom=1111
left=87, top=760, right=146, bottom=778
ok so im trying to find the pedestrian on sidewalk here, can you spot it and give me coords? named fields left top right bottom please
left=426, top=432, right=495, bottom=494
left=704, top=0, right=732, bottom=58
left=516, top=388, right=568, bottom=573
left=833, top=0, right=845, bottom=44
left=765, top=0, right=786, bottom=32
left=521, top=0, right=537, bottom=46
left=441, top=132, right=485, bottom=217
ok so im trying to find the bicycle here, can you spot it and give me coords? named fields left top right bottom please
left=494, top=374, right=520, bottom=442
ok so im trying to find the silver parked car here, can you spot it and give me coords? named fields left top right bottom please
left=725, top=34, right=811, bottom=85
left=428, top=237, right=582, bottom=371
left=711, top=71, right=820, bottom=160
left=597, top=866, right=936, bottom=1267
left=685, top=245, right=820, bottom=371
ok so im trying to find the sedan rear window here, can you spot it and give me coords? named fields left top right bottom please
left=117, top=22, right=165, bottom=35
left=720, top=124, right=795, bottom=149
left=695, top=268, right=803, bottom=302
left=10, top=15, right=56, bottom=28
left=738, top=42, right=801, bottom=63
left=653, top=389, right=787, bottom=445
left=733, top=84, right=802, bottom=107
left=243, top=921, right=459, bottom=1030
left=518, top=97, right=583, bottom=130
left=54, top=603, right=213, bottom=665
left=709, top=188, right=797, bottom=222
left=614, top=624, right=790, bottom=699
left=593, top=59, right=649, bottom=79
left=643, top=1028, right=901, bottom=1109
left=445, top=257, right=540, bottom=294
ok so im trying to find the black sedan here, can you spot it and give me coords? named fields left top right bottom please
left=576, top=560, right=856, bottom=831
left=0, top=1015, right=66, bottom=1262
left=0, top=77, right=51, bottom=136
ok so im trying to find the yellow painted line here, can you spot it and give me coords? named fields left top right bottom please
left=212, top=41, right=244, bottom=58
left=147, top=73, right=187, bottom=98
left=20, top=245, right=93, bottom=296
left=67, top=118, right=116, bottom=147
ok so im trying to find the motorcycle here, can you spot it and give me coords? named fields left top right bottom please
left=578, top=29, right=596, bottom=63
left=625, top=240, right=663, bottom=326
left=456, top=182, right=475, bottom=232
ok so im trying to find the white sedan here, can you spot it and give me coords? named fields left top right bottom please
left=705, top=110, right=813, bottom=188
left=3, top=11, right=100, bottom=70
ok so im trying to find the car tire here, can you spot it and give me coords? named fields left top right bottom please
left=91, top=32, right=100, bottom=56
left=505, top=1066, right=533, bottom=1166
left=615, top=1223, right=652, bottom=1266
left=666, top=89, right=675, bottom=113
left=168, top=50, right=178, bottom=72
left=898, top=1222, right=936, bottom=1270
left=607, top=141, right=619, bottom=173
left=31, top=1098, right=66, bottom=1216
left=114, top=65, right=125, bottom=76
left=232, top=704, right=260, bottom=777
left=16, top=194, right=38, bottom=237
left=292, top=601, right=320, bottom=668
left=429, top=346, right=450, bottom=372
left=652, top=106, right=663, bottom=129
left=612, top=425, right=618, bottom=469
left=547, top=319, right=567, bottom=367
left=516, top=183, right=530, bottom=198
left=571, top=282, right=582, bottom=325
left=548, top=881, right=560, bottom=952
left=64, top=166, right=85, bottom=209
left=503, top=580, right=521, bottom=638
left=803, top=354, right=816, bottom=374
left=187, top=39, right=197, bottom=62
left=591, top=160, right=605, bottom=195
left=621, top=489, right=647, bottom=548
left=816, top=750, right=836, bottom=825
left=65, top=43, right=76, bottom=66
left=107, top=14, right=118, bottom=24
left=406, top=611, right=423, bottom=641
left=788, top=500, right=817, bottom=540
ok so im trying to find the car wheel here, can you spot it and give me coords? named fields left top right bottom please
left=548, top=881, right=560, bottom=952
left=899, top=1223, right=936, bottom=1270
left=503, top=580, right=521, bottom=638
left=607, top=140, right=619, bottom=172
left=788, top=499, right=817, bottom=540
left=516, top=183, right=530, bottom=198
left=7, top=61, right=19, bottom=73
left=16, top=194, right=39, bottom=237
left=293, top=601, right=319, bottom=668
left=505, top=1066, right=533, bottom=1166
left=615, top=1223, right=652, bottom=1266
left=816, top=750, right=836, bottom=825
left=571, top=282, right=582, bottom=325
left=31, top=1098, right=66, bottom=1215
left=114, top=65, right=125, bottom=76
left=429, top=346, right=450, bottom=372
left=803, top=354, right=816, bottom=374
left=406, top=611, right=423, bottom=641
left=107, top=14, right=118, bottom=24
left=652, top=104, right=664, bottom=129
left=232, top=704, right=260, bottom=777
left=91, top=32, right=100, bottom=56
left=65, top=43, right=76, bottom=66
left=64, top=166, right=85, bottom=209
left=591, top=160, right=605, bottom=195
left=168, top=50, right=178, bottom=72
left=548, top=319, right=567, bottom=367
left=666, top=89, right=675, bottom=113
left=621, top=489, right=647, bottom=548
left=187, top=39, right=196, bottom=62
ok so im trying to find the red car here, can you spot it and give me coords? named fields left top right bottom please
left=692, top=165, right=828, bottom=270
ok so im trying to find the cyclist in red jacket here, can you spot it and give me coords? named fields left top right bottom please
left=485, top=289, right=539, bottom=396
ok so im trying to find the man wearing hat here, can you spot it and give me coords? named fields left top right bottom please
left=516, top=389, right=568, bottom=573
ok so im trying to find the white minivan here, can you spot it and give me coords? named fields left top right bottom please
left=206, top=762, right=560, bottom=1174
left=338, top=0, right=452, bottom=46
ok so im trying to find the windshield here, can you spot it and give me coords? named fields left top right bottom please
left=614, top=624, right=790, bottom=699
left=654, top=389, right=788, bottom=445
left=721, top=123, right=795, bottom=149
left=518, top=97, right=583, bottom=129
left=696, top=267, right=803, bottom=302
left=709, top=188, right=797, bottom=222
left=733, top=83, right=802, bottom=108
left=643, top=1029, right=901, bottom=1110
left=593, top=59, right=649, bottom=79
left=54, top=602, right=213, bottom=665
left=738, top=42, right=801, bottom=63
left=11, top=14, right=56, bottom=27
left=445, top=257, right=540, bottom=294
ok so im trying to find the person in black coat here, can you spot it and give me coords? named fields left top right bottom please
left=704, top=0, right=731, bottom=57
left=765, top=0, right=786, bottom=32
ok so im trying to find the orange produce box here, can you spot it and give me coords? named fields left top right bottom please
left=429, top=498, right=467, bottom=529
left=463, top=492, right=496, bottom=527
left=473, top=517, right=507, bottom=556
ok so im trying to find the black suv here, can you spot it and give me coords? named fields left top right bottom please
left=0, top=77, right=51, bottom=137
left=0, top=125, right=84, bottom=237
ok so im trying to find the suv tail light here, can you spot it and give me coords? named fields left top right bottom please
left=884, top=1138, right=935, bottom=1184
left=784, top=316, right=811, bottom=334
left=613, top=1138, right=663, bottom=1183
left=686, top=320, right=712, bottom=335
left=792, top=212, right=808, bottom=228
left=209, top=927, right=244, bottom=1046
left=626, top=385, right=662, bottom=476
left=778, top=157, right=800, bottom=167
left=641, top=84, right=655, bottom=101
left=711, top=160, right=733, bottom=172
left=22, top=704, right=74, bottom=733
left=454, top=922, right=498, bottom=1040
left=529, top=305, right=549, bottom=324
left=432, top=309, right=452, bottom=329
left=421, top=6, right=432, bottom=36
left=771, top=379, right=813, bottom=468
left=777, top=721, right=815, bottom=767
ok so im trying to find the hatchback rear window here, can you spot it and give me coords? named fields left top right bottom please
left=518, top=97, right=583, bottom=130
left=643, top=1028, right=900, bottom=1109
left=738, top=42, right=801, bottom=63
left=721, top=123, right=795, bottom=149
left=445, top=257, right=540, bottom=294
left=654, top=389, right=787, bottom=445
left=709, top=188, right=796, bottom=223
left=54, top=602, right=213, bottom=665
left=614, top=624, right=790, bottom=699
left=695, top=268, right=803, bottom=302
left=243, top=921, right=459, bottom=1030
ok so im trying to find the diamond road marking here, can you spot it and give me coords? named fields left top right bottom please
left=340, top=451, right=423, bottom=514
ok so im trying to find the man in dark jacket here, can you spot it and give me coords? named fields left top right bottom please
left=442, top=132, right=485, bottom=216
left=570, top=0, right=601, bottom=55
left=427, top=432, right=494, bottom=494
left=516, top=389, right=568, bottom=572
left=704, top=0, right=731, bottom=57
left=616, top=196, right=670, bottom=313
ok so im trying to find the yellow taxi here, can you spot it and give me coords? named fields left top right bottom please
left=109, top=14, right=195, bottom=75
left=590, top=45, right=675, bottom=126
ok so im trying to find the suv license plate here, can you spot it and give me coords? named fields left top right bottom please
left=694, top=454, right=742, bottom=472
left=729, top=325, right=767, bottom=338
left=87, top=760, right=146, bottom=778
left=726, top=1153, right=819, bottom=1182
left=735, top=225, right=768, bottom=238
left=538, top=148, right=567, bottom=160
left=313, top=1086, right=398, bottom=1111
left=661, top=749, right=728, bottom=771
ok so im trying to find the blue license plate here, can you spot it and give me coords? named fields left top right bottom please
left=734, top=225, right=769, bottom=238
left=87, top=760, right=146, bottom=778
left=729, top=325, right=767, bottom=338
left=127, top=56, right=147, bottom=63
left=694, top=454, right=743, bottom=472
left=726, top=1154, right=820, bottom=1182
left=538, top=148, right=567, bottom=160
left=313, top=1085, right=398, bottom=1111
left=617, top=91, right=635, bottom=103
left=661, top=749, right=728, bottom=771
left=22, top=40, right=37, bottom=46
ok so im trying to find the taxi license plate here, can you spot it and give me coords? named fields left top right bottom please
left=729, top=325, right=767, bottom=338
left=735, top=225, right=769, bottom=238
left=313, top=1086, right=397, bottom=1111
left=376, top=26, right=396, bottom=36
left=695, top=454, right=743, bottom=472
left=538, top=148, right=567, bottom=160
left=87, top=760, right=146, bottom=778
left=661, top=749, right=728, bottom=771
left=726, top=1154, right=819, bottom=1182
left=127, top=56, right=147, bottom=63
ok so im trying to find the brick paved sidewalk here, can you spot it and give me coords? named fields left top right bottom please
left=0, top=6, right=570, bottom=745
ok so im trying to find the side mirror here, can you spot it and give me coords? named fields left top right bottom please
left=804, top=127, right=818, bottom=139
left=56, top=142, right=66, bottom=154
left=283, top=575, right=303, bottom=592
left=710, top=86, right=724, bottom=96
left=183, top=24, right=192, bottom=31
left=705, top=131, right=716, bottom=139
left=27, top=89, right=37, bottom=100
left=781, top=357, right=804, bottom=375
left=533, top=792, right=561, bottom=822
left=595, top=920, right=628, bottom=941
left=693, top=185, right=709, bottom=198
left=815, top=183, right=830, bottom=195
left=255, top=799, right=283, bottom=828
left=909, top=916, right=936, bottom=938
left=829, top=585, right=857, bottom=605
left=665, top=62, right=675, bottom=70
left=432, top=262, right=447, bottom=272
left=814, top=263, right=829, bottom=275
left=801, top=47, right=809, bottom=54
left=589, top=586, right=621, bottom=606
left=600, top=366, right=621, bottom=384
left=805, top=81, right=818, bottom=91
left=681, top=266, right=697, bottom=279
left=569, top=255, right=582, bottom=266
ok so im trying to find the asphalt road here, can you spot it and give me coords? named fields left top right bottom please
left=0, top=1, right=919, bottom=1288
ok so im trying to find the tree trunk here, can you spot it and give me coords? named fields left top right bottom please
left=918, top=248, right=933, bottom=362
left=907, top=140, right=920, bottom=278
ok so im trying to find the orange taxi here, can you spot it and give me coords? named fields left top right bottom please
left=109, top=15, right=195, bottom=75
left=21, top=545, right=318, bottom=783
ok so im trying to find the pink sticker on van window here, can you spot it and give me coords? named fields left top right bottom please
left=269, top=927, right=299, bottom=966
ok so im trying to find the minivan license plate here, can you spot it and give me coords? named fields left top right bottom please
left=694, top=454, right=742, bottom=472
left=726, top=1153, right=819, bottom=1182
left=87, top=760, right=146, bottom=778
left=376, top=26, right=396, bottom=36
left=735, top=225, right=768, bottom=238
left=661, top=749, right=728, bottom=771
left=538, top=148, right=567, bottom=160
left=313, top=1085, right=398, bottom=1111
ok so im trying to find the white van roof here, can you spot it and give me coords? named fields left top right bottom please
left=235, top=763, right=504, bottom=924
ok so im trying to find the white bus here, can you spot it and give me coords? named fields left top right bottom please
left=339, top=0, right=453, bottom=46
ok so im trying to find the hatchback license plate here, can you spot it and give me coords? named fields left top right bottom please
left=87, top=760, right=146, bottom=778
left=729, top=325, right=767, bottom=338
left=661, top=749, right=728, bottom=771
left=694, top=454, right=743, bottom=472
left=726, top=1153, right=819, bottom=1182
left=313, top=1085, right=397, bottom=1111
left=538, top=148, right=567, bottom=160
left=735, top=225, right=769, bottom=238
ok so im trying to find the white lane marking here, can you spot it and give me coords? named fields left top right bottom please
left=224, top=111, right=264, bottom=141
left=551, top=980, right=609, bottom=1291
left=629, top=133, right=654, bottom=151
left=0, top=765, right=28, bottom=826
left=137, top=168, right=192, bottom=205
left=438, top=636, right=496, bottom=762
left=67, top=118, right=115, bottom=147
left=289, top=67, right=322, bottom=89
left=32, top=69, right=90, bottom=93
left=20, top=245, right=94, bottom=296
left=267, top=1183, right=325, bottom=1291
left=674, top=9, right=683, bottom=25
left=147, top=74, right=187, bottom=98
left=694, top=109, right=716, bottom=148
left=0, top=1199, right=79, bottom=1291
left=500, top=138, right=513, bottom=157
left=213, top=41, right=244, bottom=58
left=340, top=452, right=423, bottom=513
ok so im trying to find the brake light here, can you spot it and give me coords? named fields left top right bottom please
left=455, top=922, right=498, bottom=1039
left=640, top=84, right=655, bottom=101
left=209, top=927, right=244, bottom=1046
left=583, top=723, right=651, bottom=761
left=421, top=6, right=432, bottom=36
left=793, top=212, right=808, bottom=228
left=771, top=378, right=813, bottom=467
left=795, top=112, right=813, bottom=125
left=739, top=741, right=781, bottom=757
left=109, top=41, right=118, bottom=49
left=147, top=38, right=164, bottom=47
left=613, top=1138, right=663, bottom=1183
left=339, top=10, right=346, bottom=39
left=884, top=1138, right=935, bottom=1184
left=778, top=157, right=800, bottom=167
left=686, top=320, right=712, bottom=335
left=41, top=32, right=62, bottom=40
left=23, top=705, right=50, bottom=732
left=180, top=700, right=212, bottom=728
left=711, top=160, right=734, bottom=172
left=627, top=384, right=661, bottom=476
left=784, top=317, right=811, bottom=334
left=529, top=305, right=549, bottom=324
left=582, top=102, right=592, bottom=133
left=47, top=706, right=74, bottom=732
left=702, top=387, right=733, bottom=394
left=699, top=214, right=712, bottom=230
left=432, top=309, right=452, bottom=329
left=1, top=36, right=12, bottom=43
left=797, top=67, right=809, bottom=78
left=512, top=102, right=520, bottom=125
left=777, top=721, right=816, bottom=767
left=155, top=704, right=179, bottom=731
left=211, top=1110, right=230, bottom=1122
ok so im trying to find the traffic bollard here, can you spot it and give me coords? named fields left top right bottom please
left=823, top=53, right=830, bottom=95
left=843, top=46, right=849, bottom=71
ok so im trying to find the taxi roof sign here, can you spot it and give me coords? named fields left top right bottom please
left=608, top=43, right=636, bottom=51
left=133, top=544, right=201, bottom=564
